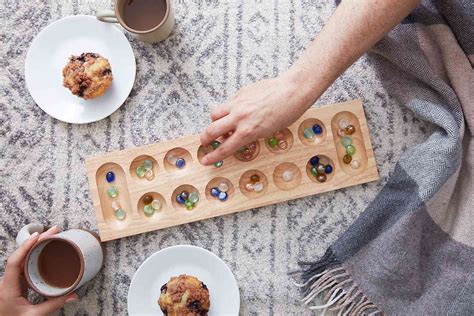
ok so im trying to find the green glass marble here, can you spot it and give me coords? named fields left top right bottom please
left=188, top=192, right=199, bottom=204
left=136, top=165, right=146, bottom=178
left=185, top=200, right=194, bottom=208
left=107, top=186, right=118, bottom=198
left=115, top=208, right=126, bottom=220
left=143, top=204, right=155, bottom=217
left=303, top=128, right=315, bottom=139
left=186, top=204, right=194, bottom=210
left=143, top=159, right=153, bottom=171
left=311, top=166, right=318, bottom=176
left=268, top=137, right=278, bottom=148
left=211, top=140, right=221, bottom=149
left=214, top=160, right=223, bottom=168
left=341, top=136, right=352, bottom=147
left=346, top=145, right=356, bottom=155
left=238, top=146, right=247, bottom=153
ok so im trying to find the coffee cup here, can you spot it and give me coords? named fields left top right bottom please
left=96, top=0, right=174, bottom=43
left=16, top=223, right=104, bottom=297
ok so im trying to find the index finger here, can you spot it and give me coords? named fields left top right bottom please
left=2, top=232, right=40, bottom=296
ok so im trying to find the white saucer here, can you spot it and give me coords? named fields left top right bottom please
left=128, top=245, right=240, bottom=315
left=25, top=15, right=136, bottom=124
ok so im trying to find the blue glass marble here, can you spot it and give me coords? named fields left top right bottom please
left=176, top=194, right=186, bottom=204
left=176, top=158, right=186, bottom=169
left=106, top=171, right=115, bottom=183
left=312, top=124, right=323, bottom=135
left=325, top=165, right=333, bottom=174
left=310, top=155, right=320, bottom=166
left=218, top=191, right=228, bottom=201
left=180, top=191, right=189, bottom=200
left=211, top=187, right=220, bottom=197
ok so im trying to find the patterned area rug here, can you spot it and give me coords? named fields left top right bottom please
left=0, top=0, right=432, bottom=314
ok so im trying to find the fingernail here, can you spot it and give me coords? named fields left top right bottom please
left=202, top=157, right=208, bottom=165
left=29, top=232, right=39, bottom=239
left=65, top=294, right=78, bottom=303
left=47, top=225, right=58, bottom=232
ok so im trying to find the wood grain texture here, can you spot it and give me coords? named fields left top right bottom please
left=85, top=100, right=379, bottom=241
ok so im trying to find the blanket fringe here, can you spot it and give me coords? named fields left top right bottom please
left=291, top=249, right=383, bottom=315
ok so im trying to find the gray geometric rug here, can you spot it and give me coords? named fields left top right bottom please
left=0, top=1, right=432, bottom=314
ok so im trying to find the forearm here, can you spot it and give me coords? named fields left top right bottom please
left=283, top=0, right=420, bottom=107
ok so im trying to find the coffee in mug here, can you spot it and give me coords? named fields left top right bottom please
left=16, top=223, right=104, bottom=297
left=122, top=0, right=168, bottom=31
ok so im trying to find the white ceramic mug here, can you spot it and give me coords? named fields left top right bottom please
left=17, top=223, right=104, bottom=297
left=96, top=0, right=174, bottom=43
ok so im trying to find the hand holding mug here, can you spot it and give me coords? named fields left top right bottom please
left=0, top=226, right=78, bottom=316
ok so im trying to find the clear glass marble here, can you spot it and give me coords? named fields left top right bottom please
left=218, top=182, right=229, bottom=192
left=151, top=199, right=162, bottom=210
left=351, top=159, right=361, bottom=169
left=188, top=192, right=199, bottom=204
left=254, top=182, right=264, bottom=193
left=338, top=119, right=349, bottom=129
left=145, top=169, right=154, bottom=181
left=115, top=208, right=126, bottom=220
left=282, top=170, right=294, bottom=182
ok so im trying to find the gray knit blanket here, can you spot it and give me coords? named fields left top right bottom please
left=295, top=1, right=474, bottom=314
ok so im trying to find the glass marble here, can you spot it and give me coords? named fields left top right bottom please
left=345, top=125, right=355, bottom=135
left=218, top=182, right=229, bottom=192
left=145, top=169, right=154, bottom=181
left=211, top=140, right=221, bottom=149
left=303, top=128, right=314, bottom=139
left=312, top=124, right=323, bottom=135
left=311, top=167, right=318, bottom=176
left=325, top=165, right=333, bottom=174
left=310, top=156, right=320, bottom=166
left=278, top=140, right=288, bottom=150
left=188, top=192, right=199, bottom=204
left=337, top=128, right=346, bottom=137
left=214, top=160, right=223, bottom=168
left=245, top=183, right=254, bottom=192
left=218, top=191, right=228, bottom=201
left=143, top=205, right=155, bottom=217
left=185, top=200, right=193, bottom=208
left=316, top=164, right=326, bottom=174
left=176, top=158, right=186, bottom=169
left=186, top=204, right=194, bottom=210
left=211, top=187, right=220, bottom=197
left=166, top=154, right=176, bottom=164
left=242, top=150, right=253, bottom=160
left=346, top=145, right=356, bottom=155
left=115, top=208, right=126, bottom=220
left=351, top=159, right=361, bottom=169
left=238, top=146, right=247, bottom=153
left=274, top=131, right=284, bottom=141
left=250, top=174, right=260, bottom=183
left=107, top=186, right=118, bottom=198
left=282, top=170, right=294, bottom=182
left=143, top=159, right=153, bottom=171
left=343, top=154, right=352, bottom=164
left=254, top=182, right=264, bottom=193
left=180, top=191, right=189, bottom=200
left=316, top=173, right=327, bottom=183
left=143, top=195, right=153, bottom=205
left=111, top=201, right=121, bottom=211
left=176, top=194, right=186, bottom=204
left=268, top=137, right=278, bottom=148
left=136, top=166, right=146, bottom=178
left=106, top=171, right=115, bottom=183
left=248, top=142, right=257, bottom=152
left=341, top=136, right=352, bottom=147
left=338, top=119, right=349, bottom=129
left=151, top=199, right=162, bottom=210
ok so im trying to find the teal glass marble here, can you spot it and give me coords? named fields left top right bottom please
left=115, top=208, right=126, bottom=220
left=143, top=159, right=153, bottom=171
left=341, top=136, right=352, bottom=147
left=107, top=186, right=118, bottom=198
left=303, top=128, right=314, bottom=139
left=214, top=160, right=223, bottom=168
left=143, top=205, right=155, bottom=217
left=136, top=165, right=146, bottom=178
left=346, top=145, right=356, bottom=155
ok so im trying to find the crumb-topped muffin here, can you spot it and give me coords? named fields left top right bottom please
left=158, top=275, right=210, bottom=316
left=62, top=53, right=112, bottom=99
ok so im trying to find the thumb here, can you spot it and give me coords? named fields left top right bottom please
left=34, top=293, right=78, bottom=315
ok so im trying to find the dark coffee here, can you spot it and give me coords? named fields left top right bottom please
left=123, top=0, right=167, bottom=31
left=38, top=240, right=81, bottom=288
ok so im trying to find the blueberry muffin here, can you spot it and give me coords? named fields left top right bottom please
left=62, top=53, right=113, bottom=99
left=158, top=275, right=210, bottom=316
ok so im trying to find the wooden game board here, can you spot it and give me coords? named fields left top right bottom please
left=85, top=99, right=378, bottom=241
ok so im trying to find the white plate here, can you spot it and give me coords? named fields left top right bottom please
left=128, top=245, right=240, bottom=316
left=25, top=15, right=136, bottom=124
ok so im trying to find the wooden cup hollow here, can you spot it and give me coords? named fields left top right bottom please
left=129, top=155, right=159, bottom=181
left=205, top=177, right=235, bottom=203
left=239, top=169, right=269, bottom=198
left=171, top=184, right=200, bottom=209
left=264, top=128, right=294, bottom=155
left=273, top=162, right=302, bottom=190
left=306, top=155, right=336, bottom=184
left=164, top=147, right=192, bottom=172
left=297, top=118, right=327, bottom=147
left=137, top=192, right=167, bottom=220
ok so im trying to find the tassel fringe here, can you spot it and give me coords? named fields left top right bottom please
left=291, top=249, right=383, bottom=315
